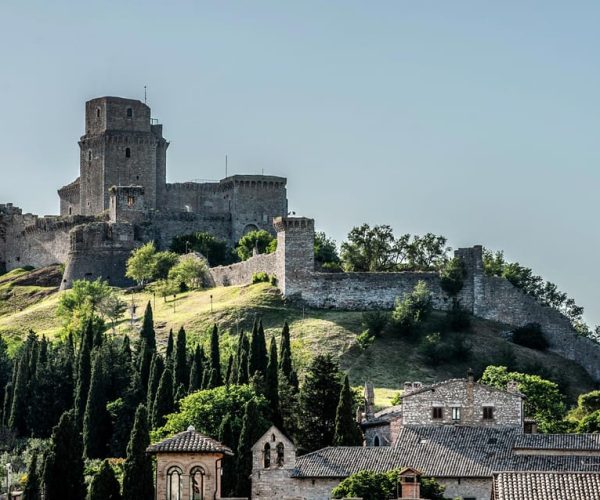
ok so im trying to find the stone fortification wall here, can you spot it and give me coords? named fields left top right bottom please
left=210, top=253, right=276, bottom=287
left=146, top=212, right=232, bottom=249
left=164, top=181, right=231, bottom=215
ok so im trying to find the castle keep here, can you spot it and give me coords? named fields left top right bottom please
left=0, top=96, right=287, bottom=286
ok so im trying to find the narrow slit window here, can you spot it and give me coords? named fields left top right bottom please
left=127, top=107, right=133, bottom=117
left=125, top=147, right=131, bottom=158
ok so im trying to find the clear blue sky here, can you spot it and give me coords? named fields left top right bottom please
left=1, top=1, right=599, bottom=325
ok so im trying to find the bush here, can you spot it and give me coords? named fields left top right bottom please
left=170, top=232, right=229, bottom=267
left=440, top=256, right=466, bottom=296
left=447, top=299, right=471, bottom=331
left=361, top=311, right=389, bottom=337
left=512, top=322, right=549, bottom=350
left=356, top=331, right=375, bottom=350
left=419, top=332, right=445, bottom=363
left=236, top=230, right=276, bottom=261
left=419, top=331, right=471, bottom=365
left=252, top=272, right=270, bottom=284
left=391, top=281, right=432, bottom=337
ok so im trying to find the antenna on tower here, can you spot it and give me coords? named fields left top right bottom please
left=225, top=155, right=228, bottom=178
left=144, top=85, right=147, bottom=104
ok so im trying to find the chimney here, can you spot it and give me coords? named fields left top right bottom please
left=399, top=468, right=421, bottom=499
left=364, top=382, right=375, bottom=419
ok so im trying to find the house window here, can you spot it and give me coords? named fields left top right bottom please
left=452, top=407, right=461, bottom=421
left=263, top=442, right=271, bottom=468
left=127, top=196, right=135, bottom=207
left=483, top=406, right=494, bottom=420
left=276, top=442, right=285, bottom=467
left=373, top=436, right=380, bottom=447
left=190, top=466, right=205, bottom=500
left=127, top=107, right=133, bottom=117
left=125, top=147, right=131, bottom=158
left=432, top=407, right=443, bottom=420
left=166, top=466, right=182, bottom=500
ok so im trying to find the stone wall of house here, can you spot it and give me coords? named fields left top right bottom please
left=252, top=475, right=341, bottom=500
left=401, top=379, right=523, bottom=428
left=440, top=477, right=491, bottom=500
left=210, top=253, right=277, bottom=287
left=155, top=452, right=222, bottom=500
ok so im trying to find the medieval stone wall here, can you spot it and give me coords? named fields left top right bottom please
left=210, top=253, right=276, bottom=287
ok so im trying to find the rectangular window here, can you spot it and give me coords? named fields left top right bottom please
left=452, top=407, right=461, bottom=421
left=432, top=407, right=443, bottom=419
left=483, top=406, right=494, bottom=420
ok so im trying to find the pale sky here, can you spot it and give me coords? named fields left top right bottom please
left=1, top=1, right=599, bottom=325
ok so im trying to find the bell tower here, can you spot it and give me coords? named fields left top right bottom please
left=78, top=96, right=168, bottom=216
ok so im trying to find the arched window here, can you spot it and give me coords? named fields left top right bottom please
left=263, top=442, right=271, bottom=468
left=276, top=442, right=285, bottom=467
left=125, top=147, right=131, bottom=158
left=127, top=107, right=133, bottom=118
left=96, top=108, right=101, bottom=118
left=374, top=436, right=380, bottom=447
left=166, top=466, right=183, bottom=500
left=190, top=466, right=205, bottom=500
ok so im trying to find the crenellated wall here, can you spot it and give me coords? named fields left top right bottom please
left=210, top=253, right=276, bottom=287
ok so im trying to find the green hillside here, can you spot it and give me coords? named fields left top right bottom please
left=0, top=267, right=595, bottom=407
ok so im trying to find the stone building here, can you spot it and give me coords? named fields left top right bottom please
left=250, top=377, right=600, bottom=500
left=146, top=426, right=233, bottom=500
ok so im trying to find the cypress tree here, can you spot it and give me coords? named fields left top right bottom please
left=74, top=321, right=94, bottom=426
left=265, top=336, right=280, bottom=422
left=249, top=319, right=268, bottom=378
left=121, top=335, right=132, bottom=364
left=225, top=354, right=234, bottom=385
left=9, top=356, right=29, bottom=436
left=152, top=367, right=174, bottom=428
left=137, top=339, right=154, bottom=392
left=83, top=350, right=111, bottom=458
left=122, top=405, right=154, bottom=500
left=23, top=451, right=41, bottom=500
left=174, top=383, right=187, bottom=408
left=209, top=325, right=223, bottom=387
left=92, top=327, right=104, bottom=350
left=88, top=459, right=122, bottom=500
left=140, top=302, right=156, bottom=350
left=279, top=322, right=297, bottom=388
left=173, top=326, right=189, bottom=390
left=0, top=335, right=12, bottom=417
left=236, top=399, right=267, bottom=497
left=38, top=336, right=48, bottom=366
left=188, top=345, right=204, bottom=392
left=43, top=410, right=86, bottom=500
left=146, top=353, right=164, bottom=417
left=2, top=382, right=12, bottom=427
left=237, top=334, right=250, bottom=385
left=165, top=329, right=174, bottom=363
left=218, top=415, right=236, bottom=497
left=109, top=370, right=143, bottom=459
left=297, top=354, right=342, bottom=453
left=333, top=375, right=363, bottom=446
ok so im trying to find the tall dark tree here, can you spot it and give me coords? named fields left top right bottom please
left=218, top=415, right=236, bottom=497
left=165, top=329, right=174, bottom=364
left=333, top=375, right=363, bottom=446
left=297, top=354, right=342, bottom=453
left=265, top=336, right=280, bottom=422
left=74, top=321, right=94, bottom=426
left=248, top=319, right=268, bottom=378
left=2, top=382, right=12, bottom=427
left=137, top=339, right=154, bottom=393
left=9, top=356, right=29, bottom=436
left=88, top=459, right=122, bottom=500
left=23, top=451, right=41, bottom=500
left=209, top=325, right=223, bottom=387
left=188, top=345, right=205, bottom=392
left=236, top=399, right=268, bottom=497
left=152, top=368, right=174, bottom=428
left=140, top=302, right=156, bottom=350
left=173, top=326, right=189, bottom=390
left=108, top=370, right=144, bottom=458
left=279, top=322, right=297, bottom=389
left=83, top=349, right=111, bottom=458
left=237, top=334, right=250, bottom=385
left=146, top=353, right=164, bottom=417
left=225, top=354, right=234, bottom=385
left=120, top=335, right=132, bottom=364
left=122, top=405, right=154, bottom=500
left=43, top=410, right=86, bottom=500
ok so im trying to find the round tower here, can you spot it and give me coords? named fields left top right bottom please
left=78, top=97, right=168, bottom=216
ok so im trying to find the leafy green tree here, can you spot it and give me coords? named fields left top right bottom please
left=391, top=281, right=432, bottom=337
left=168, top=253, right=209, bottom=290
left=152, top=251, right=179, bottom=280
left=170, top=232, right=229, bottom=266
left=88, top=459, right=122, bottom=500
left=249, top=319, right=268, bottom=379
left=98, top=294, right=127, bottom=335
left=58, top=279, right=112, bottom=335
left=173, top=326, right=189, bottom=391
left=122, top=405, right=154, bottom=500
left=297, top=354, right=342, bottom=453
left=440, top=256, right=467, bottom=296
left=83, top=349, right=112, bottom=458
left=333, top=375, right=363, bottom=445
left=236, top=230, right=276, bottom=261
left=314, top=231, right=341, bottom=270
left=480, top=365, right=567, bottom=433
left=23, top=451, right=41, bottom=500
left=331, top=470, right=396, bottom=500
left=152, top=368, right=174, bottom=428
left=43, top=410, right=86, bottom=500
left=341, top=224, right=399, bottom=272
left=209, top=325, right=223, bottom=387
left=126, top=242, right=157, bottom=285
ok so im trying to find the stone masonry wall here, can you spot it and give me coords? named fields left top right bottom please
left=210, top=253, right=277, bottom=287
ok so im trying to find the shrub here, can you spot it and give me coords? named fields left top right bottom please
left=356, top=331, right=375, bottom=350
left=167, top=254, right=209, bottom=290
left=419, top=332, right=445, bottom=363
left=419, top=331, right=471, bottom=364
left=252, top=272, right=269, bottom=284
left=236, top=230, right=276, bottom=261
left=391, top=281, right=432, bottom=337
left=512, top=322, right=549, bottom=350
left=440, top=256, right=466, bottom=296
left=447, top=299, right=471, bottom=331
left=361, top=311, right=389, bottom=337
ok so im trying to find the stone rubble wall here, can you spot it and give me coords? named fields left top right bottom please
left=210, top=253, right=276, bottom=287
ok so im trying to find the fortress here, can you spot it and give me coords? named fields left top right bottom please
left=0, top=96, right=287, bottom=288
left=2, top=96, right=600, bottom=384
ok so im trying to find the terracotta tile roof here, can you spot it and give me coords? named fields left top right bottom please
left=514, top=434, right=600, bottom=452
left=147, top=427, right=233, bottom=455
left=291, top=426, right=600, bottom=479
left=493, top=471, right=600, bottom=500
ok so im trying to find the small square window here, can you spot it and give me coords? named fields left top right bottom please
left=432, top=407, right=443, bottom=420
left=483, top=406, right=494, bottom=420
left=127, top=107, right=133, bottom=118
left=452, top=407, right=461, bottom=421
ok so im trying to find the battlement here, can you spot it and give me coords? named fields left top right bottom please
left=84, top=96, right=153, bottom=136
left=0, top=203, right=22, bottom=216
left=273, top=216, right=314, bottom=232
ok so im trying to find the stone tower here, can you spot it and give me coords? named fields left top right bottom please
left=79, top=97, right=168, bottom=216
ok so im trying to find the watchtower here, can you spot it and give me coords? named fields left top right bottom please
left=79, top=97, right=168, bottom=216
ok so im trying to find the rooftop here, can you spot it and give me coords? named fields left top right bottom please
left=146, top=426, right=233, bottom=456
left=493, top=471, right=600, bottom=500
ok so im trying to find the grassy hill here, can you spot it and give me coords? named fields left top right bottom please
left=0, top=267, right=595, bottom=407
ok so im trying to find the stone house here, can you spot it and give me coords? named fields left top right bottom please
left=147, top=426, right=233, bottom=500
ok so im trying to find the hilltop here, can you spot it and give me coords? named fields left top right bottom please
left=0, top=266, right=594, bottom=407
